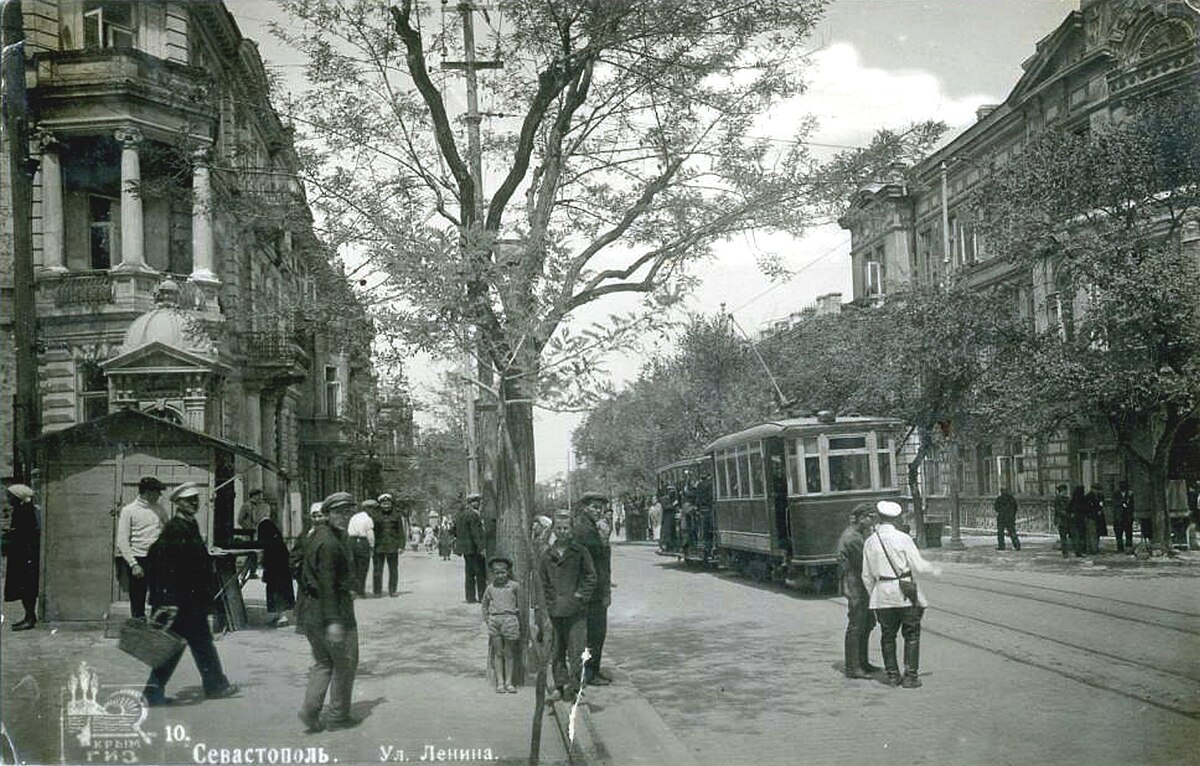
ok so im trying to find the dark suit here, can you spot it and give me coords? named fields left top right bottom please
left=455, top=508, right=487, bottom=602
left=573, top=516, right=611, bottom=681
left=297, top=523, right=358, bottom=726
left=370, top=509, right=405, bottom=596
left=540, top=541, right=596, bottom=694
left=836, top=523, right=875, bottom=674
left=144, top=514, right=231, bottom=702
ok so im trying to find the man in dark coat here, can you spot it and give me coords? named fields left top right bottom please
left=297, top=492, right=359, bottom=733
left=1052, top=484, right=1072, bottom=559
left=837, top=502, right=879, bottom=678
left=1113, top=481, right=1135, bottom=554
left=4, top=484, right=41, bottom=631
left=994, top=488, right=1021, bottom=551
left=371, top=494, right=405, bottom=597
left=143, top=483, right=238, bottom=705
left=574, top=491, right=613, bottom=686
left=455, top=493, right=487, bottom=603
left=1067, top=486, right=1089, bottom=557
left=539, top=511, right=596, bottom=700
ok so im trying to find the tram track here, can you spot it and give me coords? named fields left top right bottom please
left=944, top=570, right=1200, bottom=619
left=935, top=573, right=1200, bottom=636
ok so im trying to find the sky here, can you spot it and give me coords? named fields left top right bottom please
left=227, top=0, right=1078, bottom=481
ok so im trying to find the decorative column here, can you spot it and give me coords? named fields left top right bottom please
left=38, top=131, right=66, bottom=271
left=113, top=127, right=149, bottom=272
left=190, top=148, right=219, bottom=284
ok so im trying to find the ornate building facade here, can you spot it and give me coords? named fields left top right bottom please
left=1, top=0, right=406, bottom=537
left=838, top=0, right=1199, bottom=529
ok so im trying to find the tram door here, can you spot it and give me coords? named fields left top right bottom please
left=765, top=439, right=792, bottom=557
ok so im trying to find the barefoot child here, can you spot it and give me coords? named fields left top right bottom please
left=481, top=557, right=520, bottom=693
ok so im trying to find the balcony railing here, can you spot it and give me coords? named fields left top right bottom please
left=240, top=330, right=305, bottom=367
left=54, top=272, right=114, bottom=307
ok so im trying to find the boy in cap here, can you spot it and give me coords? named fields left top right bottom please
left=861, top=500, right=941, bottom=688
left=143, top=482, right=238, bottom=705
left=481, top=557, right=521, bottom=693
left=116, top=476, right=167, bottom=619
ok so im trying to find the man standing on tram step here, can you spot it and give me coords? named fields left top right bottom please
left=116, top=477, right=166, bottom=620
left=346, top=500, right=376, bottom=596
left=837, top=502, right=880, bottom=679
left=297, top=493, right=359, bottom=732
left=143, top=483, right=238, bottom=705
left=862, top=500, right=941, bottom=688
left=994, top=488, right=1020, bottom=551
left=575, top=491, right=614, bottom=686
left=456, top=493, right=488, bottom=603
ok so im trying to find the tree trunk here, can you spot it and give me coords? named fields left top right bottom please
left=907, top=430, right=931, bottom=547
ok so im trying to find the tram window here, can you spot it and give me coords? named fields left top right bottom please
left=737, top=447, right=750, bottom=498
left=805, top=456, right=821, bottom=493
left=715, top=457, right=727, bottom=499
left=829, top=453, right=872, bottom=491
left=879, top=449, right=896, bottom=488
left=726, top=452, right=740, bottom=497
left=829, top=436, right=867, bottom=450
left=785, top=440, right=801, bottom=494
left=749, top=446, right=764, bottom=498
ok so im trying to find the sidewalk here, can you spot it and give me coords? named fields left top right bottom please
left=921, top=530, right=1200, bottom=571
left=1, top=552, right=572, bottom=765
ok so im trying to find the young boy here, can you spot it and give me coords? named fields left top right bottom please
left=481, top=557, right=520, bottom=693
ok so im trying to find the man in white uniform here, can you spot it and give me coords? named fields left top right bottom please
left=862, top=500, right=941, bottom=688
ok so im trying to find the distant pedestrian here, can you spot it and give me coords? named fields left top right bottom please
left=456, top=494, right=488, bottom=603
left=237, top=489, right=271, bottom=579
left=1085, top=489, right=1106, bottom=554
left=438, top=515, right=455, bottom=560
left=482, top=557, right=521, bottom=694
left=837, top=502, right=879, bottom=679
left=143, top=483, right=238, bottom=705
left=347, top=500, right=376, bottom=596
left=1113, top=481, right=1134, bottom=554
left=648, top=499, right=662, bottom=542
left=371, top=494, right=404, bottom=597
left=4, top=484, right=41, bottom=631
left=994, top=488, right=1021, bottom=551
left=116, top=476, right=167, bottom=620
left=1067, top=486, right=1088, bottom=557
left=1052, top=484, right=1072, bottom=559
left=258, top=515, right=295, bottom=627
left=575, top=491, right=613, bottom=686
left=539, top=511, right=596, bottom=702
left=297, top=493, right=359, bottom=733
left=862, top=500, right=941, bottom=688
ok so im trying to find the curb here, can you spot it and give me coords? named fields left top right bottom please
left=548, top=669, right=696, bottom=766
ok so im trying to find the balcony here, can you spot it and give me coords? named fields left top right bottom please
left=52, top=271, right=114, bottom=308
left=239, top=330, right=310, bottom=385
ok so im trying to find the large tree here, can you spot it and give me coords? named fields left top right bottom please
left=972, top=91, right=1200, bottom=551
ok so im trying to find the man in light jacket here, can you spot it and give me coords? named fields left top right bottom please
left=862, top=500, right=941, bottom=688
left=116, top=476, right=167, bottom=619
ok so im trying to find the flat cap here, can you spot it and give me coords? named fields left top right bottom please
left=360, top=499, right=379, bottom=510
left=466, top=492, right=482, bottom=502
left=6, top=484, right=34, bottom=503
left=322, top=492, right=355, bottom=513
left=851, top=502, right=877, bottom=520
left=876, top=500, right=903, bottom=518
left=139, top=476, right=167, bottom=493
left=168, top=482, right=203, bottom=503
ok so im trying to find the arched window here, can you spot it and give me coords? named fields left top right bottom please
left=1136, top=18, right=1194, bottom=60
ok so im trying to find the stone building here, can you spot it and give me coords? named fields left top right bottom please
left=0, top=0, right=400, bottom=538
left=838, top=0, right=1199, bottom=530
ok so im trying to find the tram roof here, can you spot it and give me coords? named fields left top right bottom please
left=657, top=455, right=708, bottom=473
left=703, top=416, right=904, bottom=453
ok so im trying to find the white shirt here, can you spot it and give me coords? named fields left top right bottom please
left=347, top=511, right=375, bottom=546
left=116, top=497, right=166, bottom=566
left=861, top=522, right=936, bottom=609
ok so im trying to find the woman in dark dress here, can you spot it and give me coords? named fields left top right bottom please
left=257, top=517, right=295, bottom=627
left=4, top=484, right=41, bottom=631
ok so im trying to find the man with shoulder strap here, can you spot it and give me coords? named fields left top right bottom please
left=861, top=500, right=941, bottom=688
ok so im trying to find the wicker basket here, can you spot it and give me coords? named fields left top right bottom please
left=118, top=618, right=186, bottom=669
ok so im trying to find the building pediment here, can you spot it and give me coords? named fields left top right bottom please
left=1010, top=12, right=1087, bottom=103
left=101, top=341, right=230, bottom=375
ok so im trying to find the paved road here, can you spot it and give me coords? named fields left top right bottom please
left=603, top=544, right=1200, bottom=766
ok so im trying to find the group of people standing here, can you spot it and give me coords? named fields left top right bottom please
left=837, top=500, right=942, bottom=688
left=1052, top=482, right=1137, bottom=558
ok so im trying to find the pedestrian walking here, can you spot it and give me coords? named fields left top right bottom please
left=143, top=482, right=238, bottom=705
left=438, top=515, right=455, bottom=560
left=297, top=492, right=359, bottom=733
left=237, top=489, right=271, bottom=579
left=539, top=511, right=596, bottom=702
left=115, top=477, right=167, bottom=620
left=481, top=557, right=521, bottom=694
left=994, top=488, right=1021, bottom=551
left=257, top=515, right=295, bottom=627
left=862, top=500, right=941, bottom=688
left=4, top=484, right=41, bottom=631
left=371, top=494, right=404, bottom=597
left=347, top=500, right=376, bottom=596
left=837, top=502, right=879, bottom=679
left=1113, top=481, right=1135, bottom=554
left=455, top=494, right=488, bottom=603
left=1052, top=484, right=1072, bottom=559
left=1067, top=486, right=1089, bottom=557
left=575, top=491, right=613, bottom=686
left=648, top=498, right=662, bottom=542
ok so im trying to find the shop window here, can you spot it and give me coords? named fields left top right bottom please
left=83, top=1, right=135, bottom=49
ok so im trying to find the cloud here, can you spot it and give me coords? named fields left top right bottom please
left=760, top=42, right=1000, bottom=152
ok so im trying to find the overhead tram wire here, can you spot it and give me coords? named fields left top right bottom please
left=727, top=235, right=851, bottom=316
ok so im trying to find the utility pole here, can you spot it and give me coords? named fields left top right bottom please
left=444, top=2, right=501, bottom=496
